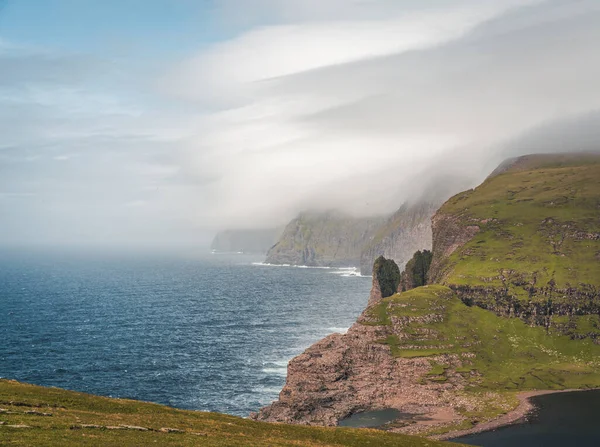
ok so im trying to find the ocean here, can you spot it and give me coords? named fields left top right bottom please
left=0, top=249, right=371, bottom=416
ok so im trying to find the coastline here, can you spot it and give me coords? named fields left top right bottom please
left=431, top=388, right=591, bottom=441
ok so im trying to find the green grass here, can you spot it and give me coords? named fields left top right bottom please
left=427, top=363, right=449, bottom=376
left=0, top=380, right=467, bottom=447
left=437, top=156, right=600, bottom=291
left=365, top=286, right=600, bottom=390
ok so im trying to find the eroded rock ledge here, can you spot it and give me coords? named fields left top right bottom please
left=251, top=280, right=476, bottom=434
left=251, top=315, right=459, bottom=428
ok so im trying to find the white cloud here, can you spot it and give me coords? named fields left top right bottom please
left=167, top=0, right=542, bottom=104
left=3, top=0, right=600, bottom=247
left=162, top=0, right=600, bottom=228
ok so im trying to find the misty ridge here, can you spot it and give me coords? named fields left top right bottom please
left=1, top=0, right=600, bottom=249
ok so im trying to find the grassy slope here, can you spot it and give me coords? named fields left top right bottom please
left=366, top=285, right=600, bottom=390
left=0, top=380, right=464, bottom=447
left=364, top=285, right=600, bottom=433
left=439, top=155, right=600, bottom=290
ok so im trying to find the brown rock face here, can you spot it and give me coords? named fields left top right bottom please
left=427, top=212, right=480, bottom=284
left=359, top=202, right=440, bottom=275
left=251, top=305, right=465, bottom=427
left=368, top=270, right=383, bottom=306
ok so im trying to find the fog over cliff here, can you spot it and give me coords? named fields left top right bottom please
left=1, top=0, right=600, bottom=248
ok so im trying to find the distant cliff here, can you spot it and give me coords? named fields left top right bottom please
left=359, top=202, right=440, bottom=275
left=210, top=228, right=282, bottom=254
left=264, top=211, right=385, bottom=267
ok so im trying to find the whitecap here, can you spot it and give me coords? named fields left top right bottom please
left=253, top=386, right=283, bottom=394
left=252, top=262, right=291, bottom=267
left=327, top=327, right=349, bottom=334
left=251, top=262, right=331, bottom=269
left=265, top=359, right=290, bottom=367
left=329, top=267, right=367, bottom=277
left=262, top=367, right=288, bottom=376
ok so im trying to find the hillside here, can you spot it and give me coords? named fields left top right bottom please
left=255, top=284, right=600, bottom=437
left=359, top=202, right=439, bottom=275
left=0, top=379, right=464, bottom=447
left=427, top=153, right=600, bottom=336
left=254, top=153, right=600, bottom=438
left=265, top=210, right=385, bottom=267
left=210, top=228, right=282, bottom=254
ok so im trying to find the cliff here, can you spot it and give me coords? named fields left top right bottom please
left=264, top=211, right=385, bottom=267
left=210, top=228, right=282, bottom=254
left=359, top=202, right=439, bottom=275
left=426, top=153, right=600, bottom=337
left=253, top=153, right=600, bottom=438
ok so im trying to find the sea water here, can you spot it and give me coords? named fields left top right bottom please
left=0, top=248, right=371, bottom=416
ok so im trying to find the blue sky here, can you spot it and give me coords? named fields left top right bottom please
left=0, top=1, right=226, bottom=55
left=1, top=0, right=600, bottom=248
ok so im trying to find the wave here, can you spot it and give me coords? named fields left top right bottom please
left=327, top=327, right=349, bottom=334
left=329, top=267, right=369, bottom=277
left=268, top=360, right=290, bottom=367
left=253, top=386, right=283, bottom=394
left=252, top=262, right=332, bottom=269
left=211, top=251, right=250, bottom=255
left=261, top=359, right=290, bottom=376
left=261, top=367, right=288, bottom=376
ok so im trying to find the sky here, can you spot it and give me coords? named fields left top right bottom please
left=1, top=0, right=600, bottom=248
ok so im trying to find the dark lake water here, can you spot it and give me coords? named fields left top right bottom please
left=452, top=390, right=600, bottom=446
left=338, top=409, right=407, bottom=428
left=0, top=248, right=371, bottom=416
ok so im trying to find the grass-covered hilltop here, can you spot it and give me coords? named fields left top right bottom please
left=255, top=153, right=600, bottom=438
left=0, top=379, right=465, bottom=446
left=426, top=153, right=600, bottom=337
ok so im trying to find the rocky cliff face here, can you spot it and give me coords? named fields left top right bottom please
left=424, top=153, right=600, bottom=337
left=251, top=320, right=449, bottom=427
left=265, top=211, right=385, bottom=267
left=359, top=202, right=439, bottom=275
left=251, top=285, right=468, bottom=431
left=253, top=285, right=600, bottom=437
left=210, top=228, right=282, bottom=254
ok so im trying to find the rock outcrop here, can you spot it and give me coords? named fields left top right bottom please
left=370, top=256, right=401, bottom=305
left=399, top=250, right=433, bottom=292
left=265, top=211, right=385, bottom=267
left=210, top=228, right=282, bottom=254
left=251, top=286, right=467, bottom=430
left=359, top=202, right=440, bottom=275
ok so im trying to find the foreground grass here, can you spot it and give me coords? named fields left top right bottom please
left=0, top=379, right=466, bottom=447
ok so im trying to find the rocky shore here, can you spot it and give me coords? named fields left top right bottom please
left=251, top=272, right=510, bottom=437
